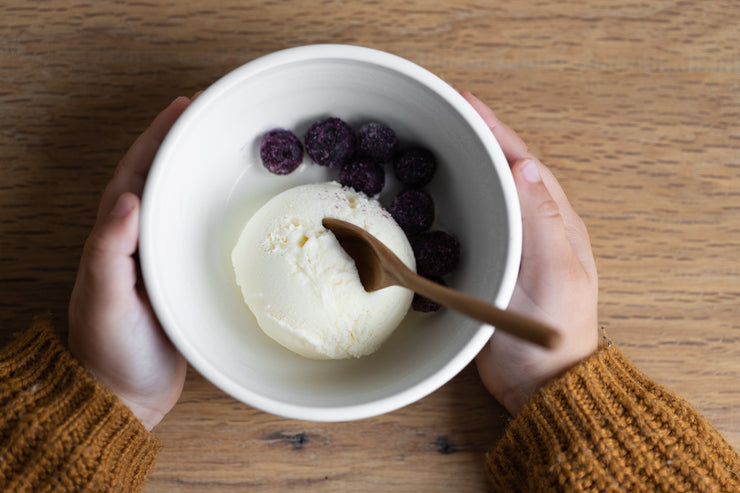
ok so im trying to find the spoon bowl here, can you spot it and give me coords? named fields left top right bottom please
left=323, top=218, right=560, bottom=349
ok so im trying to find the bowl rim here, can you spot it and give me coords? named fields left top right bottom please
left=140, top=43, right=522, bottom=422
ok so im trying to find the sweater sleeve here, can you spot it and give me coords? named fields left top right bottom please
left=486, top=339, right=740, bottom=492
left=0, top=319, right=160, bottom=492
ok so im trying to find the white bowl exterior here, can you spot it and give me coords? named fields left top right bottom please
left=140, top=44, right=521, bottom=421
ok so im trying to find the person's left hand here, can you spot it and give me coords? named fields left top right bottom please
left=68, top=96, right=192, bottom=430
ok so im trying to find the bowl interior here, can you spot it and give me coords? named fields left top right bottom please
left=141, top=45, right=520, bottom=421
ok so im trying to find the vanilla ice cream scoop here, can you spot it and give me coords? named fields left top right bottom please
left=231, top=182, right=415, bottom=359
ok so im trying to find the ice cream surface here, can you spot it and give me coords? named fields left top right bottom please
left=231, top=182, right=416, bottom=359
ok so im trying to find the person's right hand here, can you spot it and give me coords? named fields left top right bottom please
left=463, top=92, right=599, bottom=416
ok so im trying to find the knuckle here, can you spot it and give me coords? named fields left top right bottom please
left=533, top=198, right=562, bottom=220
left=82, top=228, right=109, bottom=262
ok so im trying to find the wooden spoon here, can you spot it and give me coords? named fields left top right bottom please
left=322, top=218, right=560, bottom=349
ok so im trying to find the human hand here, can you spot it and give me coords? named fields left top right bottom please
left=463, top=92, right=599, bottom=415
left=68, top=96, right=192, bottom=430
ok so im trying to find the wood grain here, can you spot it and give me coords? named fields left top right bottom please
left=1, top=1, right=738, bottom=491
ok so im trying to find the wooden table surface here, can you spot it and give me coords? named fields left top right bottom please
left=1, top=1, right=738, bottom=491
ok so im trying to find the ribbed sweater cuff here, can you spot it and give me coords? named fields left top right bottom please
left=0, top=319, right=160, bottom=492
left=486, top=340, right=740, bottom=492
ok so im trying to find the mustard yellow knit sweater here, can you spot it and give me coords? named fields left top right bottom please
left=1, top=320, right=738, bottom=491
left=487, top=338, right=740, bottom=492
left=0, top=320, right=158, bottom=492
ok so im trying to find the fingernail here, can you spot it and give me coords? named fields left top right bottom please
left=110, top=194, right=135, bottom=218
left=461, top=90, right=478, bottom=102
left=520, top=159, right=541, bottom=183
left=171, top=95, right=190, bottom=106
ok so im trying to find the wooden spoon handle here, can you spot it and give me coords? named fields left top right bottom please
left=397, top=268, right=561, bottom=349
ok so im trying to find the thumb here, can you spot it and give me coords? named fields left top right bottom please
left=80, top=192, right=141, bottom=302
left=512, top=158, right=574, bottom=282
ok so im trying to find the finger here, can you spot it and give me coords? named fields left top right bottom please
left=461, top=91, right=534, bottom=165
left=512, top=158, right=577, bottom=285
left=461, top=92, right=596, bottom=279
left=462, top=92, right=560, bottom=203
left=536, top=162, right=597, bottom=279
left=463, top=91, right=570, bottom=212
left=82, top=193, right=141, bottom=305
left=97, top=96, right=191, bottom=220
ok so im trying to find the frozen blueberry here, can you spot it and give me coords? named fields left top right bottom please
left=394, top=147, right=437, bottom=188
left=259, top=129, right=303, bottom=175
left=304, top=117, right=357, bottom=167
left=413, top=230, right=461, bottom=277
left=389, top=189, right=435, bottom=236
left=339, top=156, right=385, bottom=196
left=412, top=276, right=446, bottom=313
left=358, top=122, right=399, bottom=163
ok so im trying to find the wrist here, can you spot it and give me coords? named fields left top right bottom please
left=115, top=396, right=165, bottom=431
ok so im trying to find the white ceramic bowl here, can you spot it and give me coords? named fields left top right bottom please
left=140, top=44, right=521, bottom=421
